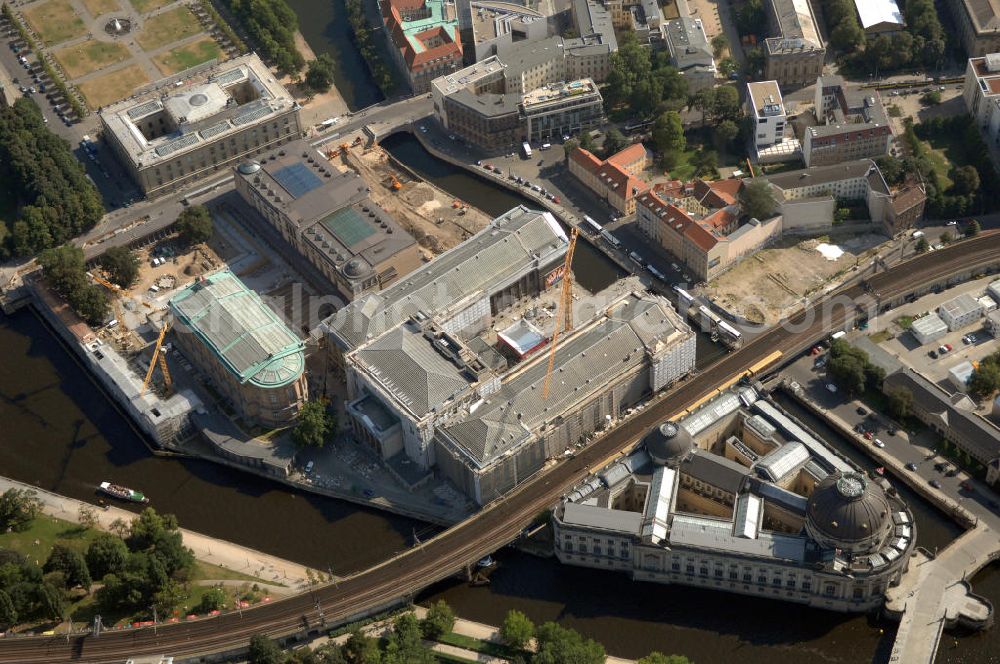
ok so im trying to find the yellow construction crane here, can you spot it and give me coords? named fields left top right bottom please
left=542, top=227, right=578, bottom=400
left=141, top=321, right=173, bottom=396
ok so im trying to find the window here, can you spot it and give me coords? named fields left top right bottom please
left=671, top=562, right=680, bottom=571
left=786, top=579, right=796, bottom=589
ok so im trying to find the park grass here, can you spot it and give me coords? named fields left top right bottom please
left=79, top=63, right=150, bottom=108
left=23, top=0, right=87, bottom=45
left=921, top=143, right=954, bottom=190
left=434, top=654, right=478, bottom=664
left=435, top=632, right=521, bottom=660
left=81, top=0, right=120, bottom=17
left=54, top=40, right=131, bottom=79
left=136, top=6, right=203, bottom=51
left=152, top=35, right=221, bottom=75
left=666, top=146, right=699, bottom=182
left=0, top=513, right=102, bottom=562
left=128, top=0, right=175, bottom=13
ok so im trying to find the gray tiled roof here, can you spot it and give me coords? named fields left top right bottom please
left=323, top=206, right=568, bottom=352
left=760, top=159, right=878, bottom=191
left=436, top=293, right=685, bottom=466
left=883, top=369, right=1000, bottom=461
left=679, top=449, right=747, bottom=494
left=352, top=324, right=474, bottom=417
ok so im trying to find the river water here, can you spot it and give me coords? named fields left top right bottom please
left=1, top=131, right=996, bottom=662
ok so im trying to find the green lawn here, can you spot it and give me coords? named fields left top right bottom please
left=435, top=632, right=522, bottom=660
left=54, top=40, right=131, bottom=79
left=128, top=0, right=175, bottom=13
left=152, top=36, right=221, bottom=75
left=434, top=654, right=478, bottom=664
left=136, top=6, right=203, bottom=51
left=0, top=514, right=101, bottom=562
left=921, top=143, right=954, bottom=190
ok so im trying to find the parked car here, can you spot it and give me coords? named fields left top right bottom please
left=928, top=349, right=938, bottom=359
left=929, top=479, right=942, bottom=489
left=826, top=383, right=838, bottom=393
left=304, top=461, right=314, bottom=474
left=863, top=431, right=873, bottom=440
left=856, top=406, right=867, bottom=416
left=873, top=438, right=885, bottom=448
left=905, top=463, right=918, bottom=471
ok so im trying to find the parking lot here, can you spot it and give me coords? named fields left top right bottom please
left=868, top=275, right=1000, bottom=386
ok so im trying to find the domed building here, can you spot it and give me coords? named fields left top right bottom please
left=806, top=471, right=893, bottom=555
left=644, top=422, right=693, bottom=466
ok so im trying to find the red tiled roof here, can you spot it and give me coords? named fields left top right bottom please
left=701, top=207, right=737, bottom=231
left=684, top=222, right=719, bottom=252
left=606, top=143, right=648, bottom=168
left=570, top=147, right=602, bottom=174
left=638, top=191, right=693, bottom=231
left=596, top=162, right=647, bottom=200
left=708, top=178, right=742, bottom=203
left=381, top=1, right=462, bottom=72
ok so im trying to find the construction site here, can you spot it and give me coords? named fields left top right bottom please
left=703, top=232, right=887, bottom=326
left=326, top=136, right=493, bottom=254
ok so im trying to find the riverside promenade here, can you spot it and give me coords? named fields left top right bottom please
left=0, top=476, right=318, bottom=590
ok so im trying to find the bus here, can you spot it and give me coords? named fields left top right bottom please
left=522, top=142, right=532, bottom=158
left=600, top=229, right=621, bottom=248
left=629, top=251, right=644, bottom=267
left=583, top=215, right=603, bottom=234
left=672, top=285, right=695, bottom=308
left=647, top=265, right=666, bottom=281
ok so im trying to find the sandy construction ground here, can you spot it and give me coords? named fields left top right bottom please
left=705, top=233, right=885, bottom=325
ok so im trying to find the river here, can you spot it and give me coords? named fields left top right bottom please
left=1, top=132, right=997, bottom=662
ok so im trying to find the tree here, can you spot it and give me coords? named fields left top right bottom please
left=383, top=613, right=434, bottom=664
left=579, top=130, right=596, bottom=153
left=293, top=400, right=336, bottom=448
left=534, top=622, right=605, bottom=664
left=601, top=128, right=629, bottom=158
left=562, top=139, right=579, bottom=162
left=342, top=628, right=381, bottom=664
left=306, top=53, right=336, bottom=93
left=714, top=119, right=739, bottom=147
left=915, top=237, right=929, bottom=253
left=0, top=589, right=16, bottom=629
left=830, top=20, right=864, bottom=51
left=195, top=586, right=227, bottom=613
left=886, top=387, right=913, bottom=419
left=711, top=34, right=728, bottom=57
left=736, top=0, right=766, bottom=35
left=652, top=111, right=685, bottom=157
left=638, top=655, right=692, bottom=664
left=109, top=517, right=129, bottom=538
left=101, top=246, right=140, bottom=289
left=952, top=166, right=980, bottom=196
left=43, top=544, right=91, bottom=591
left=965, top=219, right=981, bottom=237
left=86, top=533, right=129, bottom=579
left=500, top=609, right=534, bottom=649
left=969, top=357, right=1000, bottom=399
left=0, top=488, right=41, bottom=532
left=740, top=179, right=776, bottom=220
left=176, top=206, right=213, bottom=245
left=420, top=600, right=455, bottom=639
left=921, top=90, right=942, bottom=105
left=38, top=244, right=110, bottom=325
left=826, top=339, right=883, bottom=396
left=711, top=85, right=740, bottom=121
left=939, top=231, right=953, bottom=244
left=248, top=634, right=284, bottom=664
left=36, top=582, right=64, bottom=620
left=78, top=503, right=99, bottom=529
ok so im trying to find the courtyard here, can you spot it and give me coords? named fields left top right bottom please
left=16, top=0, right=229, bottom=110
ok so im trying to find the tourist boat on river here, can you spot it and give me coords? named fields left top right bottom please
left=98, top=481, right=149, bottom=504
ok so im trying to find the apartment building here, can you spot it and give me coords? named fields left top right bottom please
left=963, top=53, right=1000, bottom=149
left=664, top=6, right=716, bottom=92
left=747, top=80, right=787, bottom=150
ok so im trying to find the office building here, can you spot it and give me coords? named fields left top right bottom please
left=805, top=76, right=892, bottom=167
left=910, top=313, right=948, bottom=345
left=520, top=79, right=604, bottom=143
left=763, top=0, right=825, bottom=88
left=100, top=54, right=301, bottom=198
left=554, top=386, right=917, bottom=612
left=664, top=0, right=716, bottom=91
left=382, top=0, right=464, bottom=94
left=431, top=55, right=605, bottom=151
left=747, top=81, right=787, bottom=150
left=233, top=141, right=423, bottom=302
left=964, top=54, right=1000, bottom=149
left=468, top=1, right=548, bottom=61
left=938, top=293, right=984, bottom=331
left=169, top=270, right=308, bottom=428
left=949, top=0, right=1000, bottom=58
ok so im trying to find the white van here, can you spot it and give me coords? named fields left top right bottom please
left=540, top=143, right=551, bottom=151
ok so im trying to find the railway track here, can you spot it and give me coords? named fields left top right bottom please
left=2, top=232, right=997, bottom=663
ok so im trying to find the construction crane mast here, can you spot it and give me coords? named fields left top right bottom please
left=87, top=271, right=141, bottom=349
left=141, top=321, right=173, bottom=396
left=542, top=227, right=578, bottom=400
